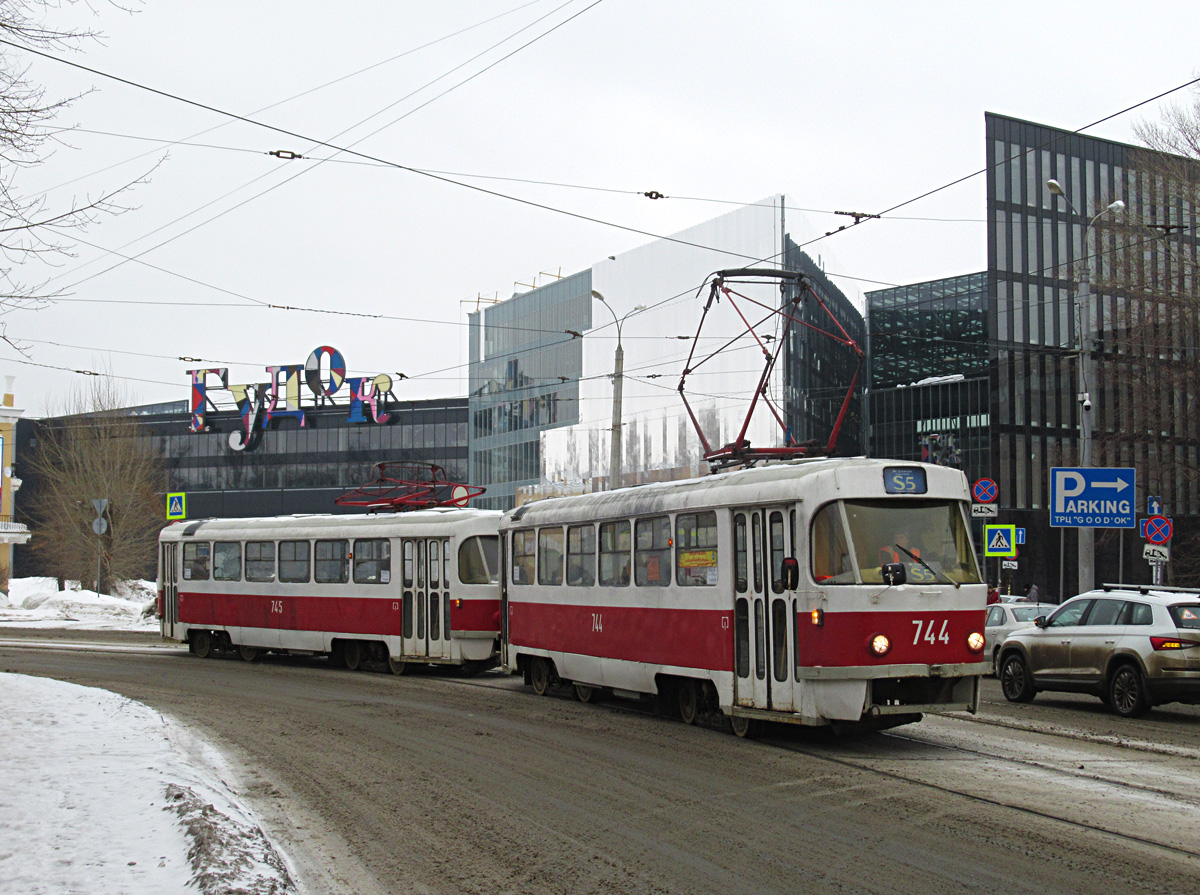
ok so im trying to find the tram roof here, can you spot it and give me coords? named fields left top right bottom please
left=160, top=507, right=502, bottom=539
left=503, top=457, right=969, bottom=527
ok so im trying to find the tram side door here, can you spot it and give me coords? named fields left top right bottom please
left=401, top=538, right=451, bottom=660
left=161, top=542, right=179, bottom=634
left=732, top=507, right=797, bottom=712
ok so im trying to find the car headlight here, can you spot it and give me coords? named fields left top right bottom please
left=869, top=633, right=891, bottom=657
left=966, top=631, right=985, bottom=653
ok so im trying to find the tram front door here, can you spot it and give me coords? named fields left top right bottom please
left=401, top=538, right=451, bottom=661
left=160, top=542, right=178, bottom=635
left=732, top=507, right=797, bottom=713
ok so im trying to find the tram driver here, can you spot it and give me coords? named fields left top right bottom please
left=879, top=533, right=920, bottom=566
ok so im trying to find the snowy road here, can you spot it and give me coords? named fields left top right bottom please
left=5, top=630, right=1200, bottom=895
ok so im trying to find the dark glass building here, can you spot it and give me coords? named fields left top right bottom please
left=867, top=112, right=1200, bottom=594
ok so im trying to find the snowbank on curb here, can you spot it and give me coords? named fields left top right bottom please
left=0, top=577, right=157, bottom=629
left=0, top=672, right=296, bottom=895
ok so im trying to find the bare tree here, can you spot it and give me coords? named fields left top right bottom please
left=0, top=2, right=141, bottom=336
left=23, top=377, right=163, bottom=592
left=1087, top=94, right=1200, bottom=584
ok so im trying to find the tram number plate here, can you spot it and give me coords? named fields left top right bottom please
left=912, top=619, right=950, bottom=645
left=884, top=467, right=927, bottom=494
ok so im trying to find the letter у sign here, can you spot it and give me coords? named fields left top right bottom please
left=187, top=345, right=396, bottom=452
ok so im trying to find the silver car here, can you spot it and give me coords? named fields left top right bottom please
left=984, top=602, right=1057, bottom=675
left=998, top=586, right=1200, bottom=717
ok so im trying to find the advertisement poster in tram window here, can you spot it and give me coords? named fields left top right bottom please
left=678, top=549, right=719, bottom=585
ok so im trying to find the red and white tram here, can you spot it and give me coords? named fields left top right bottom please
left=158, top=509, right=502, bottom=672
left=501, top=457, right=987, bottom=733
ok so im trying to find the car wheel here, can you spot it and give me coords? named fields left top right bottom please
left=999, top=653, right=1036, bottom=703
left=1109, top=664, right=1151, bottom=718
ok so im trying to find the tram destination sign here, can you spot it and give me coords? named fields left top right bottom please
left=1049, top=467, right=1136, bottom=528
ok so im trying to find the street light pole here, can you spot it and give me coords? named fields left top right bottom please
left=1047, top=179, right=1124, bottom=594
left=591, top=291, right=645, bottom=489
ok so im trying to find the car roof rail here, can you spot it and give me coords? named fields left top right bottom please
left=1101, top=582, right=1200, bottom=595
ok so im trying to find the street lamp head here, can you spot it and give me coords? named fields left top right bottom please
left=1107, top=199, right=1126, bottom=214
left=590, top=290, right=607, bottom=302
left=632, top=303, right=647, bottom=312
left=1047, top=179, right=1066, bottom=197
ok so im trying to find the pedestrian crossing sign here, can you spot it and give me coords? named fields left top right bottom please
left=167, top=492, right=187, bottom=521
left=984, top=524, right=1017, bottom=557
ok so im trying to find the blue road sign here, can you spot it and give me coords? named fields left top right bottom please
left=167, top=492, right=187, bottom=521
left=1049, top=467, right=1136, bottom=528
left=1148, top=495, right=1163, bottom=516
left=984, top=524, right=1018, bottom=557
left=1145, top=516, right=1173, bottom=545
left=1015, top=528, right=1025, bottom=545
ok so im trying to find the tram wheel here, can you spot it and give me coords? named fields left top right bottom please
left=238, top=645, right=259, bottom=662
left=729, top=714, right=758, bottom=739
left=575, top=683, right=596, bottom=703
left=343, top=640, right=362, bottom=671
left=678, top=680, right=699, bottom=725
left=387, top=655, right=407, bottom=675
left=530, top=657, right=552, bottom=696
left=191, top=630, right=213, bottom=659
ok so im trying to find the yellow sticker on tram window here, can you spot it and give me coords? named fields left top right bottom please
left=679, top=549, right=718, bottom=568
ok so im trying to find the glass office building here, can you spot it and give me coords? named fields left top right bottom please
left=866, top=113, right=1200, bottom=593
left=468, top=271, right=591, bottom=510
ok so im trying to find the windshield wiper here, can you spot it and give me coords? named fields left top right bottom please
left=894, top=543, right=960, bottom=589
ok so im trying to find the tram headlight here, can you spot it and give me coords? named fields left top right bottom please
left=869, top=633, right=891, bottom=657
left=966, top=630, right=986, bottom=653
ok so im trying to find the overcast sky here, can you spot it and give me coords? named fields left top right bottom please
left=6, top=0, right=1199, bottom=415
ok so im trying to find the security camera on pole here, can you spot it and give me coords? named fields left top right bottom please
left=1046, top=179, right=1124, bottom=593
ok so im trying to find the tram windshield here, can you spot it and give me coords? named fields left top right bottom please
left=812, top=499, right=981, bottom=585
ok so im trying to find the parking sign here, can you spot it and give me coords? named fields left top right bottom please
left=1049, top=467, right=1136, bottom=528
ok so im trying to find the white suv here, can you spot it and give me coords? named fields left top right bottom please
left=997, top=585, right=1200, bottom=718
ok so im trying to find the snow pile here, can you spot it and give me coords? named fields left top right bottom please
left=0, top=577, right=157, bottom=629
left=0, top=672, right=296, bottom=895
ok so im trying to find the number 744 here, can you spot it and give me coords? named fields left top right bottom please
left=912, top=619, right=949, bottom=645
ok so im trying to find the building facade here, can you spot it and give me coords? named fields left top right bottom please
left=867, top=112, right=1200, bottom=594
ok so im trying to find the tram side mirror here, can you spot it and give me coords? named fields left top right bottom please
left=881, top=562, right=906, bottom=586
left=781, top=557, right=800, bottom=591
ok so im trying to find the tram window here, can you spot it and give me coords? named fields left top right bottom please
left=772, top=599, right=789, bottom=682
left=417, top=541, right=426, bottom=588
left=752, top=514, right=763, bottom=593
left=840, top=499, right=983, bottom=586
left=735, top=514, right=748, bottom=593
left=811, top=503, right=852, bottom=584
left=444, top=593, right=451, bottom=641
left=538, top=528, right=565, bottom=586
left=430, top=590, right=440, bottom=641
left=315, top=539, right=349, bottom=584
left=442, top=539, right=449, bottom=586
left=769, top=512, right=786, bottom=593
left=735, top=598, right=750, bottom=678
left=459, top=536, right=500, bottom=584
left=567, top=524, right=596, bottom=587
left=212, top=542, right=241, bottom=581
left=353, top=538, right=390, bottom=584
left=599, top=521, right=631, bottom=587
left=403, top=593, right=413, bottom=638
left=754, top=600, right=766, bottom=680
left=676, top=512, right=717, bottom=587
left=511, top=530, right=535, bottom=585
left=635, top=516, right=671, bottom=587
left=429, top=541, right=441, bottom=587
left=403, top=541, right=414, bottom=587
left=182, top=542, right=210, bottom=581
left=279, top=540, right=309, bottom=582
left=245, top=541, right=275, bottom=582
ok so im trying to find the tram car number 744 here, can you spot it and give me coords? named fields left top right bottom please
left=500, top=458, right=988, bottom=735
